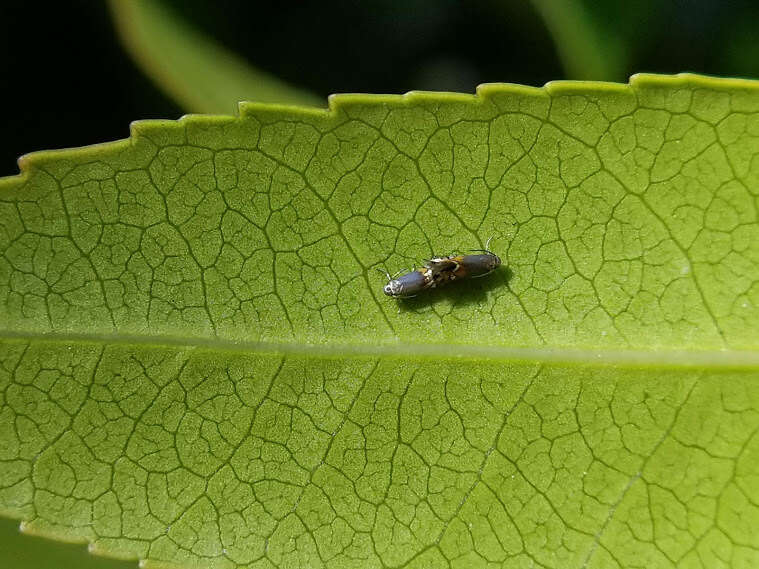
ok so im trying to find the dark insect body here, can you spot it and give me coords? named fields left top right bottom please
left=381, top=240, right=501, bottom=298
left=426, top=251, right=501, bottom=283
left=381, top=267, right=433, bottom=298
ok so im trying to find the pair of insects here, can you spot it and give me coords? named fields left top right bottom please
left=381, top=239, right=501, bottom=298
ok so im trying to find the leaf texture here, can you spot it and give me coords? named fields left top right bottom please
left=0, top=74, right=758, bottom=569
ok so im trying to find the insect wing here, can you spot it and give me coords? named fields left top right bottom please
left=458, top=253, right=501, bottom=277
left=425, top=256, right=459, bottom=273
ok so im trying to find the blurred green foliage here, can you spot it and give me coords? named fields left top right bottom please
left=109, top=0, right=321, bottom=113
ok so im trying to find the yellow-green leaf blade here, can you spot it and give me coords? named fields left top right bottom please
left=1, top=75, right=758, bottom=569
left=2, top=75, right=758, bottom=351
left=1, top=339, right=757, bottom=568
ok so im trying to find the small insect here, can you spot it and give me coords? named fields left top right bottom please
left=426, top=238, right=501, bottom=284
left=380, top=266, right=434, bottom=298
left=426, top=252, right=501, bottom=282
left=381, top=238, right=501, bottom=298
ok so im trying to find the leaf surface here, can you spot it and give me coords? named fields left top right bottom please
left=1, top=74, right=758, bottom=569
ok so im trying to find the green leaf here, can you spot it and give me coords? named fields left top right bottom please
left=1, top=74, right=759, bottom=569
left=108, top=0, right=322, bottom=113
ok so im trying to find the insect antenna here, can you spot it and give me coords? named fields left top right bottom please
left=468, top=236, right=496, bottom=254
left=376, top=267, right=392, bottom=280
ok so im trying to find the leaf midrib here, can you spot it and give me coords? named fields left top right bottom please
left=2, top=330, right=757, bottom=368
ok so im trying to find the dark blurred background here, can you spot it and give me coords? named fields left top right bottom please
left=2, top=0, right=759, bottom=177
